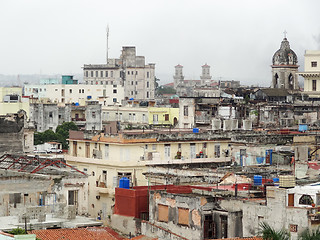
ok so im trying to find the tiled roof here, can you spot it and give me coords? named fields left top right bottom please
left=129, top=236, right=158, bottom=240
left=214, top=238, right=262, bottom=240
left=29, top=227, right=126, bottom=240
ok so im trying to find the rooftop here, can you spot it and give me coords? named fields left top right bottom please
left=29, top=227, right=125, bottom=240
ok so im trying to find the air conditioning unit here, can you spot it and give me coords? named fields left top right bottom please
left=140, top=156, right=145, bottom=161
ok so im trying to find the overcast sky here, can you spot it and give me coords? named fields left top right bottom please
left=1, top=0, right=320, bottom=86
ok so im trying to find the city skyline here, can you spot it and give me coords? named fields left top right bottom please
left=1, top=0, right=320, bottom=86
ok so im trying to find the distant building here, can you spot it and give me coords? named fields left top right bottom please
left=299, top=50, right=320, bottom=98
left=0, top=87, right=30, bottom=117
left=271, top=37, right=299, bottom=90
left=83, top=46, right=155, bottom=100
left=24, top=75, right=124, bottom=106
left=173, top=64, right=219, bottom=97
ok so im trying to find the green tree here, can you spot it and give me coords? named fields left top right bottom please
left=156, top=86, right=176, bottom=95
left=259, top=222, right=290, bottom=240
left=298, top=227, right=320, bottom=240
left=8, top=227, right=26, bottom=235
left=55, top=122, right=78, bottom=149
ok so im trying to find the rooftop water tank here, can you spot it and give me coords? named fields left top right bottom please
left=119, top=177, right=130, bottom=189
left=253, top=175, right=262, bottom=186
left=279, top=175, right=295, bottom=188
left=273, top=177, right=279, bottom=186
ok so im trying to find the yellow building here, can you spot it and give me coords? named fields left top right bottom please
left=66, top=130, right=231, bottom=220
left=148, top=107, right=179, bottom=126
left=299, top=50, right=320, bottom=97
left=0, top=87, right=30, bottom=117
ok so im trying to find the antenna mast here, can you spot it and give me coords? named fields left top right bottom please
left=106, top=25, right=109, bottom=64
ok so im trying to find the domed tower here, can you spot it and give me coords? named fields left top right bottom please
left=271, top=37, right=299, bottom=90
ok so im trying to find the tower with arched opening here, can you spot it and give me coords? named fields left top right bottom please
left=271, top=37, right=299, bottom=90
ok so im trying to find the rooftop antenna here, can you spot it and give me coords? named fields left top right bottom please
left=106, top=25, right=109, bottom=64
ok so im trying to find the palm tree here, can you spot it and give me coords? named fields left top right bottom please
left=298, top=227, right=320, bottom=240
left=259, top=222, right=290, bottom=240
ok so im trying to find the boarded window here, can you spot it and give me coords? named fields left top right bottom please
left=158, top=204, right=169, bottom=222
left=178, top=208, right=189, bottom=225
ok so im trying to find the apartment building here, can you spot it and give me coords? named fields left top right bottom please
left=66, top=130, right=232, bottom=219
left=83, top=46, right=155, bottom=100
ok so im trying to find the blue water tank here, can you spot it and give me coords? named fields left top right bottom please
left=253, top=175, right=262, bottom=186
left=193, top=128, right=199, bottom=133
left=75, top=102, right=79, bottom=106
left=273, top=177, right=279, bottom=186
left=119, top=177, right=130, bottom=189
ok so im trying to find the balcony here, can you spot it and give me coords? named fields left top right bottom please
left=72, top=118, right=86, bottom=125
left=145, top=153, right=231, bottom=165
left=195, top=115, right=211, bottom=124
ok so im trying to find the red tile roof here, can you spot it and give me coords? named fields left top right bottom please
left=29, top=227, right=126, bottom=240
left=214, top=238, right=262, bottom=240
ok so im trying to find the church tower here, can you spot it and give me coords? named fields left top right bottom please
left=200, top=64, right=212, bottom=85
left=271, top=35, right=299, bottom=90
left=173, top=64, right=184, bottom=88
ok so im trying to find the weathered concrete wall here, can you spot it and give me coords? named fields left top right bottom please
left=0, top=112, right=25, bottom=154
left=242, top=187, right=309, bottom=240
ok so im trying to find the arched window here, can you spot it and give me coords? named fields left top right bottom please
left=274, top=73, right=279, bottom=88
left=288, top=73, right=294, bottom=90
left=299, top=194, right=313, bottom=205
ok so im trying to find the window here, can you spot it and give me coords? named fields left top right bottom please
left=91, top=71, right=93, bottom=77
left=113, top=98, right=117, bottom=103
left=128, top=71, right=130, bottom=75
left=85, top=71, right=88, bottom=77
left=102, top=170, right=107, bottom=185
left=105, top=144, right=109, bottom=160
left=164, top=114, right=169, bottom=121
left=136, top=81, right=138, bottom=85
left=113, top=84, right=117, bottom=88
left=142, top=114, right=146, bottom=122
left=95, top=71, right=98, bottom=77
left=147, top=72, right=149, bottom=78
left=146, top=92, right=149, bottom=98
left=133, top=113, right=136, bottom=121
left=100, top=71, right=103, bottom=77
left=101, top=81, right=103, bottom=85
left=313, top=80, right=317, bottom=91
left=79, top=89, right=81, bottom=93
left=184, top=106, right=188, bottom=116
left=158, top=205, right=168, bottom=222
left=312, top=61, right=317, bottom=67
left=119, top=113, right=122, bottom=120
left=49, top=112, right=53, bottom=118
left=113, top=89, right=117, bottom=93
left=152, top=144, right=156, bottom=150
left=132, top=81, right=134, bottom=85
left=214, top=145, right=220, bottom=158
left=129, top=113, right=132, bottom=120
left=69, top=89, right=72, bottom=93
left=153, top=114, right=158, bottom=124
left=136, top=71, right=138, bottom=75
left=299, top=194, right=313, bottom=205
left=190, top=143, right=196, bottom=159
left=92, top=112, right=96, bottom=118
left=147, top=82, right=149, bottom=88
left=164, top=144, right=170, bottom=159
left=111, top=71, right=113, bottom=77
left=131, top=71, right=134, bottom=75
left=106, top=71, right=108, bottom=77
left=82, top=89, right=84, bottom=93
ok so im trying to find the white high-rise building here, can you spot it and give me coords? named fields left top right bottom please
left=83, top=46, right=155, bottom=101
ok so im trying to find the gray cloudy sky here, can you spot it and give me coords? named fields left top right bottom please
left=1, top=0, right=320, bottom=86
